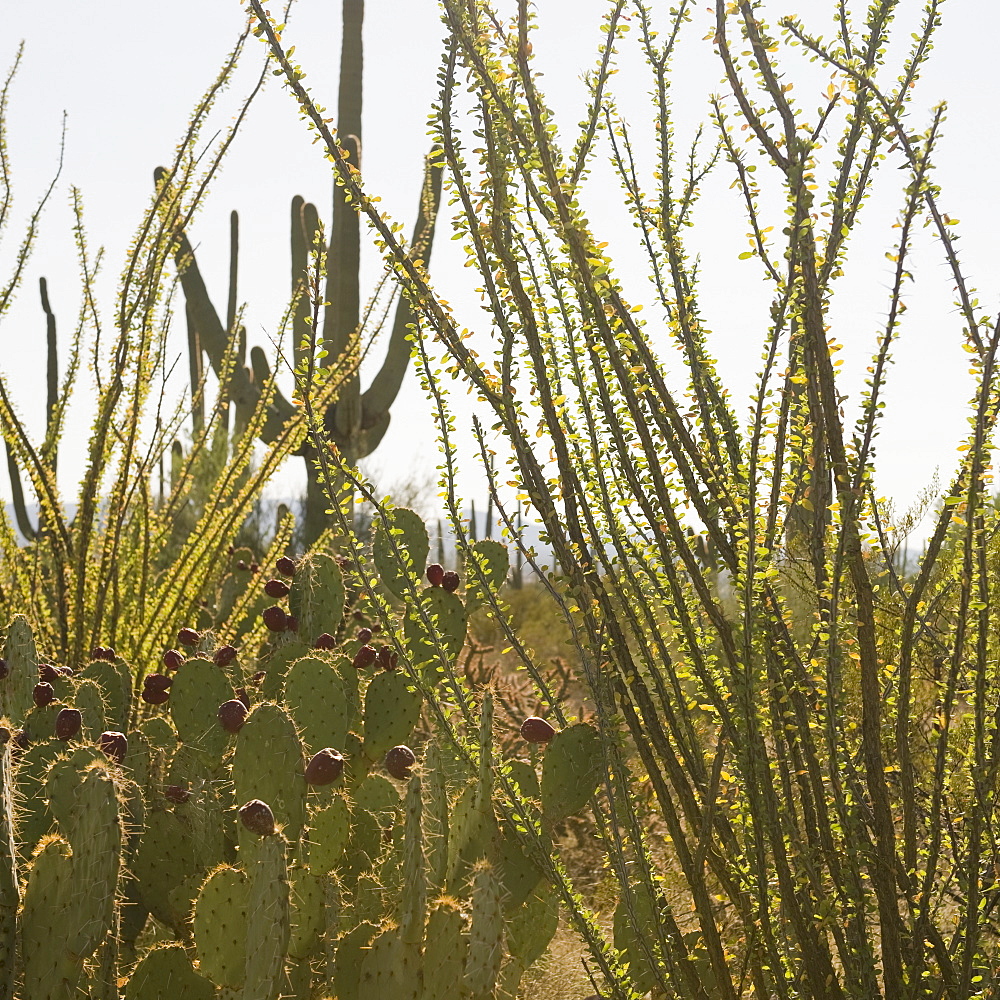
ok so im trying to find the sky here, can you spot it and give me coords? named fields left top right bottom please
left=2, top=0, right=998, bottom=538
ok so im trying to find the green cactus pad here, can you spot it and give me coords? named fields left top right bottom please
left=342, top=806, right=382, bottom=880
left=140, top=715, right=178, bottom=752
left=446, top=783, right=498, bottom=890
left=193, top=866, right=248, bottom=989
left=289, top=550, right=346, bottom=640
left=354, top=773, right=402, bottom=824
left=362, top=670, right=421, bottom=762
left=124, top=944, right=215, bottom=1000
left=503, top=757, right=540, bottom=801
left=506, top=878, right=559, bottom=968
left=14, top=738, right=64, bottom=858
left=0, top=614, right=38, bottom=727
left=22, top=702, right=62, bottom=742
left=169, top=657, right=233, bottom=761
left=495, top=822, right=547, bottom=911
left=465, top=862, right=505, bottom=1000
left=334, top=921, right=378, bottom=1000
left=80, top=656, right=131, bottom=731
left=133, top=809, right=201, bottom=931
left=258, top=639, right=312, bottom=701
left=373, top=507, right=430, bottom=599
left=398, top=775, right=426, bottom=947
left=464, top=539, right=510, bottom=611
left=0, top=745, right=16, bottom=1000
left=72, top=678, right=108, bottom=739
left=403, top=586, right=467, bottom=672
left=243, top=833, right=290, bottom=1000
left=283, top=654, right=359, bottom=754
left=232, top=703, right=306, bottom=847
left=359, top=926, right=421, bottom=1000
left=307, top=796, right=351, bottom=873
left=540, top=722, right=603, bottom=823
left=288, top=865, right=324, bottom=961
left=422, top=899, right=469, bottom=1000
left=20, top=835, right=81, bottom=999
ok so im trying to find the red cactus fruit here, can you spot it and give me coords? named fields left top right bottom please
left=236, top=560, right=250, bottom=571
left=426, top=563, right=445, bottom=587
left=262, top=606, right=287, bottom=632
left=55, top=708, right=82, bottom=742
left=38, top=663, right=58, bottom=683
left=218, top=699, right=249, bottom=734
left=0, top=727, right=9, bottom=744
left=313, top=633, right=336, bottom=651
left=285, top=615, right=299, bottom=633
left=356, top=627, right=373, bottom=643
left=239, top=799, right=276, bottom=837
left=142, top=686, right=170, bottom=706
left=177, top=627, right=200, bottom=648
left=11, top=730, right=28, bottom=752
left=90, top=646, right=106, bottom=660
left=0, top=659, right=7, bottom=680
left=377, top=645, right=398, bottom=671
left=235, top=687, right=251, bottom=710
left=519, top=716, right=556, bottom=744
left=251, top=670, right=267, bottom=684
left=384, top=745, right=416, bottom=780
left=165, top=784, right=191, bottom=804
left=144, top=673, right=172, bottom=692
left=441, top=570, right=460, bottom=593
left=264, top=578, right=290, bottom=599
left=250, top=562, right=260, bottom=573
left=99, top=731, right=128, bottom=763
left=275, top=556, right=296, bottom=577
left=352, top=645, right=377, bottom=671
left=56, top=666, right=73, bottom=677
left=33, top=681, right=54, bottom=708
left=213, top=645, right=238, bottom=667
left=305, top=748, right=345, bottom=786
left=163, top=648, right=185, bottom=670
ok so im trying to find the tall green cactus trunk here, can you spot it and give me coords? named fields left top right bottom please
left=168, top=0, right=443, bottom=548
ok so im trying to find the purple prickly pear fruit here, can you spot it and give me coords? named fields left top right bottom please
left=218, top=699, right=249, bottom=734
left=426, top=563, right=445, bottom=587
left=163, top=648, right=185, bottom=670
left=0, top=727, right=9, bottom=744
left=213, top=645, right=238, bottom=667
left=99, top=731, right=128, bottom=763
left=441, top=571, right=460, bottom=593
left=56, top=666, right=73, bottom=677
left=235, top=687, right=251, bottom=709
left=237, top=560, right=250, bottom=572
left=0, top=659, right=7, bottom=680
left=38, top=663, right=58, bottom=683
left=250, top=562, right=260, bottom=573
left=165, top=784, right=191, bottom=804
left=352, top=645, right=377, bottom=671
left=251, top=670, right=267, bottom=684
left=33, top=682, right=54, bottom=708
left=305, top=748, right=345, bottom=786
left=356, top=627, right=373, bottom=643
left=142, top=686, right=170, bottom=706
left=105, top=646, right=116, bottom=660
left=370, top=622, right=382, bottom=634
left=262, top=606, right=287, bottom=632
left=519, top=716, right=556, bottom=743
left=384, top=745, right=416, bottom=780
left=376, top=645, right=398, bottom=671
left=313, top=633, right=336, bottom=650
left=177, top=627, right=200, bottom=648
left=352, top=610, right=366, bottom=622
left=239, top=799, right=276, bottom=837
left=275, top=556, right=296, bottom=577
left=91, top=646, right=105, bottom=660
left=55, top=708, right=82, bottom=741
left=264, top=578, right=290, bottom=599
left=11, top=730, right=29, bottom=752
left=144, top=673, right=172, bottom=692
left=285, top=615, right=299, bottom=633
left=227, top=544, right=235, bottom=555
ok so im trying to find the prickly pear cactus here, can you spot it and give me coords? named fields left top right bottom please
left=0, top=615, right=38, bottom=727
left=288, top=550, right=346, bottom=641
left=373, top=507, right=430, bottom=599
left=169, top=657, right=234, bottom=762
left=464, top=538, right=510, bottom=612
left=540, top=721, right=603, bottom=823
left=362, top=669, right=421, bottom=763
left=283, top=654, right=359, bottom=753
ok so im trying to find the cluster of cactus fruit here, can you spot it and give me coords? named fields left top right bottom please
left=0, top=509, right=608, bottom=999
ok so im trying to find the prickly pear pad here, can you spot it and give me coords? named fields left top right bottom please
left=243, top=833, right=290, bottom=1000
left=422, top=900, right=469, bottom=1000
left=403, top=586, right=467, bottom=672
left=232, top=703, right=306, bottom=847
left=540, top=721, right=603, bottom=823
left=80, top=655, right=131, bottom=731
left=283, top=654, right=359, bottom=753
left=464, top=538, right=510, bottom=611
left=0, top=615, right=38, bottom=727
left=289, top=551, right=345, bottom=641
left=169, top=657, right=232, bottom=760
left=124, top=944, right=215, bottom=1000
left=372, top=507, right=430, bottom=599
left=362, top=669, right=421, bottom=763
left=307, top=796, right=351, bottom=873
left=193, top=866, right=249, bottom=989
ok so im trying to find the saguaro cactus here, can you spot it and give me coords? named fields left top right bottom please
left=167, top=0, right=443, bottom=546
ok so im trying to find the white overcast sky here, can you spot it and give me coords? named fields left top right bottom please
left=2, top=1, right=998, bottom=536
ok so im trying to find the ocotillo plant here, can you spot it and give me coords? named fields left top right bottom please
left=168, top=0, right=443, bottom=547
left=257, top=0, right=1000, bottom=996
